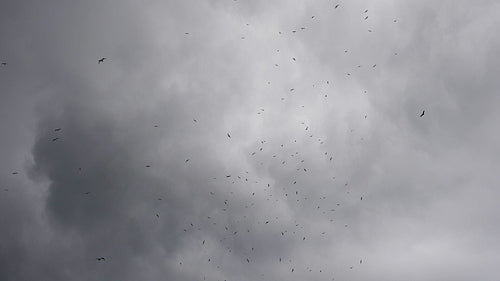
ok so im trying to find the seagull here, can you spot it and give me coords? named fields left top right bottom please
left=420, top=110, right=425, bottom=117
left=98, top=58, right=106, bottom=64
left=96, top=257, right=105, bottom=261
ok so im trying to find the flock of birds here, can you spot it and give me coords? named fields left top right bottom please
left=2, top=2, right=427, bottom=281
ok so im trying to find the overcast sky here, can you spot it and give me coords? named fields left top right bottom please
left=1, top=0, right=500, bottom=280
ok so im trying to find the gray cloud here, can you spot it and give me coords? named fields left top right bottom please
left=1, top=0, right=500, bottom=280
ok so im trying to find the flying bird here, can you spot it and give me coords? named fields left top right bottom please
left=54, top=128, right=62, bottom=132
left=334, top=4, right=339, bottom=9
left=1, top=62, right=6, bottom=66
left=420, top=110, right=425, bottom=117
left=98, top=58, right=106, bottom=64
left=96, top=257, right=105, bottom=261
left=227, top=133, right=231, bottom=138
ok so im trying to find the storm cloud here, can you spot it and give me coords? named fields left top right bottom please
left=1, top=0, right=500, bottom=280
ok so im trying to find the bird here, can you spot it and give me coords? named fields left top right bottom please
left=1, top=62, right=6, bottom=66
left=185, top=159, right=190, bottom=163
left=96, top=257, right=105, bottom=261
left=420, top=110, right=425, bottom=117
left=51, top=138, right=59, bottom=142
left=227, top=133, right=231, bottom=138
left=98, top=58, right=106, bottom=64
left=11, top=172, right=18, bottom=175
left=54, top=128, right=62, bottom=132
left=334, top=4, right=339, bottom=9
left=84, top=192, right=91, bottom=195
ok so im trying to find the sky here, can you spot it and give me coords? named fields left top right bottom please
left=1, top=0, right=500, bottom=280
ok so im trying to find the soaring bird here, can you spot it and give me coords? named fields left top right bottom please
left=51, top=138, right=59, bottom=142
left=1, top=62, right=6, bottom=66
left=96, top=257, right=105, bottom=261
left=334, top=4, right=339, bottom=8
left=98, top=58, right=106, bottom=64
left=420, top=110, right=425, bottom=117
left=227, top=133, right=231, bottom=138
left=54, top=128, right=62, bottom=132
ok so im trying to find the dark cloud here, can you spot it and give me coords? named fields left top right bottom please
left=1, top=0, right=500, bottom=280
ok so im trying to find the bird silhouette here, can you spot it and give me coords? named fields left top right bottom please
left=420, top=110, right=425, bottom=117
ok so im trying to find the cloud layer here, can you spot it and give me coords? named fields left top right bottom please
left=1, top=0, right=500, bottom=280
